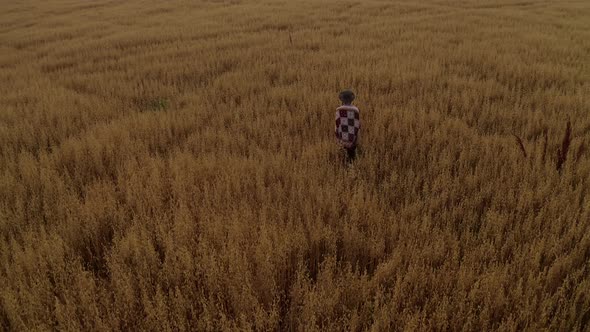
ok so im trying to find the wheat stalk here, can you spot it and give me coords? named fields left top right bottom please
left=556, top=120, right=571, bottom=172
left=541, top=128, right=548, bottom=163
left=513, top=134, right=527, bottom=158
left=575, top=141, right=586, bottom=162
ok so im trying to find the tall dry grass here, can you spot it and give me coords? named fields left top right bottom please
left=1, top=0, right=589, bottom=330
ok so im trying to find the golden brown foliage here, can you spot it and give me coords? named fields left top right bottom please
left=556, top=120, right=572, bottom=172
left=1, top=0, right=590, bottom=330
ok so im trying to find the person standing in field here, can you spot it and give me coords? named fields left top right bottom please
left=335, top=89, right=361, bottom=162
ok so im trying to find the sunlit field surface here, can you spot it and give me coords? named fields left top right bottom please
left=1, top=0, right=589, bottom=330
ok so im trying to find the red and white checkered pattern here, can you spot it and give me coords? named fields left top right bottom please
left=335, top=105, right=360, bottom=148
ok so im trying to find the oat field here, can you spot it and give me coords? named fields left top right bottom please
left=1, top=0, right=589, bottom=330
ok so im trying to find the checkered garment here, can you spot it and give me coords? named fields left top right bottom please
left=335, top=105, right=360, bottom=149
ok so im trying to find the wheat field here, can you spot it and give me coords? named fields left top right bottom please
left=1, top=0, right=589, bottom=330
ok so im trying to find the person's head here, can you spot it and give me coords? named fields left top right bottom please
left=339, top=89, right=355, bottom=105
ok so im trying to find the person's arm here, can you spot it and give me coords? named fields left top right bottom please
left=335, top=111, right=340, bottom=140
left=354, top=109, right=360, bottom=144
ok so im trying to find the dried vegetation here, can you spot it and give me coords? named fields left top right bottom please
left=1, top=0, right=589, bottom=330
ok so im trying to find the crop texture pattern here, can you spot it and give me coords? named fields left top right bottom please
left=1, top=0, right=589, bottom=330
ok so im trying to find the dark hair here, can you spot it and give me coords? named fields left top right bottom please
left=339, top=89, right=355, bottom=103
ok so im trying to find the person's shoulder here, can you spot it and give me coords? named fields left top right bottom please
left=336, top=105, right=359, bottom=111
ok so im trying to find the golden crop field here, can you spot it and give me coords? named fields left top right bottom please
left=1, top=0, right=589, bottom=330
